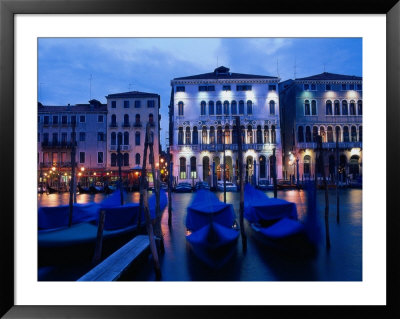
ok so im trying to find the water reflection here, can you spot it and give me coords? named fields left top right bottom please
left=38, top=189, right=362, bottom=281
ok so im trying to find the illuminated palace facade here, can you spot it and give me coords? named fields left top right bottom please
left=169, top=66, right=283, bottom=186
left=105, top=91, right=161, bottom=183
left=279, top=72, right=362, bottom=181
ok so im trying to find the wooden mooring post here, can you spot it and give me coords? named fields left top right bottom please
left=167, top=149, right=172, bottom=227
left=117, top=143, right=124, bottom=206
left=138, top=123, right=161, bottom=279
left=68, top=121, right=76, bottom=227
left=92, top=209, right=106, bottom=265
left=149, top=132, right=164, bottom=253
left=272, top=148, right=277, bottom=198
left=223, top=129, right=227, bottom=203
left=317, top=135, right=331, bottom=250
left=335, top=129, right=340, bottom=223
left=236, top=116, right=247, bottom=252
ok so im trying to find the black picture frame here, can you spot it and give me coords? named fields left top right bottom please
left=1, top=0, right=399, bottom=317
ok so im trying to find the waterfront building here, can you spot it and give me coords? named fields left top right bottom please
left=37, top=99, right=107, bottom=189
left=105, top=91, right=161, bottom=187
left=279, top=72, right=362, bottom=182
left=169, top=66, right=282, bottom=187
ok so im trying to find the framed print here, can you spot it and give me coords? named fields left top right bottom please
left=1, top=0, right=400, bottom=318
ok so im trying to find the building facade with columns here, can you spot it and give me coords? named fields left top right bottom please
left=279, top=72, right=362, bottom=182
left=169, top=66, right=283, bottom=187
left=37, top=99, right=108, bottom=189
left=105, top=91, right=161, bottom=185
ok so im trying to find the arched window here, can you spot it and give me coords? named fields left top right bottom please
left=111, top=132, right=116, bottom=145
left=305, top=126, right=311, bottom=143
left=343, top=126, right=349, bottom=142
left=190, top=156, right=197, bottom=178
left=320, top=127, right=325, bottom=142
left=192, top=126, right=198, bottom=145
left=178, top=101, right=184, bottom=116
left=256, top=126, right=262, bottom=144
left=327, top=126, right=333, bottom=142
left=271, top=125, right=276, bottom=144
left=202, top=126, right=207, bottom=144
left=351, top=126, right=357, bottom=142
left=111, top=114, right=117, bottom=126
left=216, top=101, right=222, bottom=115
left=200, top=101, right=206, bottom=115
left=298, top=126, right=304, bottom=143
left=179, top=157, right=186, bottom=179
left=149, top=113, right=154, bottom=125
left=203, top=156, right=210, bottom=181
left=259, top=155, right=266, bottom=178
left=209, top=126, right=215, bottom=144
left=349, top=155, right=360, bottom=177
left=231, top=101, right=237, bottom=115
left=208, top=101, right=214, bottom=115
left=135, top=153, right=140, bottom=165
left=350, top=100, right=356, bottom=115
left=342, top=100, right=348, bottom=115
left=357, top=100, right=362, bottom=115
left=311, top=100, right=317, bottom=115
left=264, top=126, right=269, bottom=144
left=111, top=153, right=117, bottom=167
left=217, top=126, right=223, bottom=144
left=326, top=100, right=332, bottom=115
left=124, top=132, right=129, bottom=145
left=185, top=127, right=191, bottom=145
left=335, top=126, right=341, bottom=142
left=117, top=132, right=123, bottom=146
left=269, top=100, right=275, bottom=115
left=247, top=125, right=253, bottom=144
left=304, top=100, right=310, bottom=115
left=124, top=114, right=129, bottom=126
left=247, top=100, right=253, bottom=115
left=135, top=131, right=140, bottom=145
left=224, top=101, right=229, bottom=115
left=123, top=153, right=129, bottom=166
left=178, top=127, right=184, bottom=145
left=304, top=155, right=311, bottom=175
left=239, top=100, right=244, bottom=114
left=359, top=126, right=362, bottom=142
left=334, top=100, right=340, bottom=115
left=224, top=125, right=230, bottom=144
left=135, top=114, right=140, bottom=125
left=312, top=126, right=318, bottom=142
left=232, top=126, right=238, bottom=144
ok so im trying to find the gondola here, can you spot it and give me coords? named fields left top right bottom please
left=185, top=189, right=239, bottom=268
left=47, top=185, right=59, bottom=194
left=244, top=184, right=318, bottom=256
left=174, top=182, right=193, bottom=193
left=38, top=189, right=168, bottom=266
left=77, top=184, right=90, bottom=194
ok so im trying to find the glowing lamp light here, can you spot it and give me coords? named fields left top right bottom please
left=93, top=172, right=96, bottom=176
left=135, top=172, right=139, bottom=176
left=78, top=172, right=82, bottom=176
left=44, top=173, right=47, bottom=176
left=161, top=169, right=164, bottom=174
left=160, top=158, right=164, bottom=163
left=51, top=167, right=56, bottom=172
left=156, top=163, right=159, bottom=168
left=106, top=172, right=110, bottom=176
left=81, top=167, right=85, bottom=172
left=64, top=173, right=67, bottom=176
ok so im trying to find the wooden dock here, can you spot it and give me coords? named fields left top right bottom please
left=77, top=235, right=150, bottom=281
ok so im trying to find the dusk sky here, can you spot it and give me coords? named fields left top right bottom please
left=38, top=38, right=362, bottom=149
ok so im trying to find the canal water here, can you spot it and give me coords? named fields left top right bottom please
left=38, top=189, right=362, bottom=281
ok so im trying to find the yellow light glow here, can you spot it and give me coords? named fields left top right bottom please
left=64, top=173, right=67, bottom=176
left=106, top=172, right=110, bottom=175
left=93, top=172, right=96, bottom=176
left=161, top=169, right=164, bottom=174
left=135, top=172, right=139, bottom=176
left=160, top=158, right=164, bottom=163
left=81, top=167, right=85, bottom=172
left=156, top=163, right=159, bottom=168
left=44, top=173, right=47, bottom=176
left=78, top=172, right=82, bottom=176
left=51, top=167, right=56, bottom=171
left=350, top=148, right=361, bottom=156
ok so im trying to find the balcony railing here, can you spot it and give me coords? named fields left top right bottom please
left=109, top=123, right=118, bottom=128
left=41, top=141, right=76, bottom=149
left=109, top=145, right=131, bottom=151
left=171, top=143, right=276, bottom=152
left=133, top=121, right=142, bottom=127
left=122, top=122, right=130, bottom=128
left=297, top=141, right=362, bottom=149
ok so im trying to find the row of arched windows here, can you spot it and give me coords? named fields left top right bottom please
left=297, top=125, right=362, bottom=143
left=304, top=100, right=362, bottom=116
left=110, top=131, right=141, bottom=146
left=110, top=153, right=142, bottom=167
left=178, top=100, right=276, bottom=116
left=178, top=125, right=277, bottom=145
left=110, top=113, right=154, bottom=126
